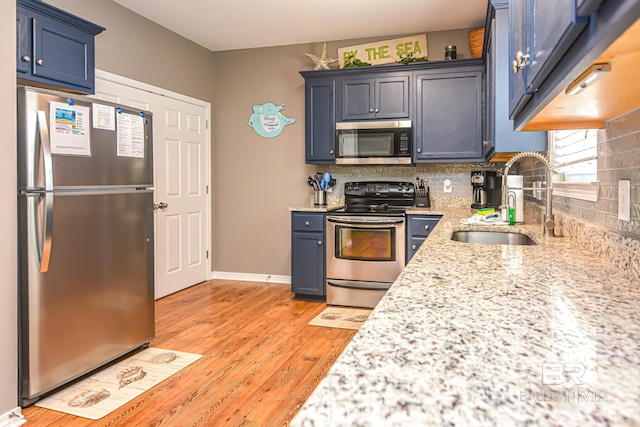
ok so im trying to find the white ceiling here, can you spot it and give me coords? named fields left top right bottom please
left=111, top=0, right=487, bottom=52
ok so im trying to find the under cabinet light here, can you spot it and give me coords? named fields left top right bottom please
left=565, top=63, right=611, bottom=96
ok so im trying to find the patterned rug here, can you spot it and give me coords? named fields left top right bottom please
left=35, top=347, right=202, bottom=420
left=308, top=307, right=372, bottom=330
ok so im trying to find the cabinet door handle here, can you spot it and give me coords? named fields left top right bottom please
left=369, top=109, right=374, bottom=113
left=424, top=225, right=429, bottom=231
left=417, top=148, right=422, bottom=153
left=304, top=221, right=310, bottom=226
left=412, top=244, right=417, bottom=250
left=483, top=140, right=488, bottom=146
left=22, top=55, right=31, bottom=62
left=329, top=149, right=334, bottom=155
left=36, top=59, right=44, bottom=66
left=512, top=51, right=529, bottom=74
left=317, top=241, right=322, bottom=246
left=375, top=109, right=379, bottom=113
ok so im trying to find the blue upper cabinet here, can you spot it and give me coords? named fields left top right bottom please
left=16, top=10, right=30, bottom=76
left=486, top=1, right=547, bottom=158
left=509, top=0, right=588, bottom=118
left=508, top=0, right=532, bottom=118
left=525, top=0, right=588, bottom=94
left=301, top=75, right=336, bottom=164
left=509, top=0, right=640, bottom=130
left=414, top=64, right=484, bottom=162
left=17, top=0, right=105, bottom=94
left=339, top=73, right=410, bottom=121
left=576, top=0, right=603, bottom=17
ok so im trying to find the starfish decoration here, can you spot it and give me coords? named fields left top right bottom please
left=305, top=43, right=338, bottom=70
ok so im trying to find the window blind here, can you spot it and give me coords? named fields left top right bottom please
left=550, top=129, right=598, bottom=182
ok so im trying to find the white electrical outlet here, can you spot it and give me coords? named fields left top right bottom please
left=618, top=180, right=631, bottom=222
left=443, top=178, right=452, bottom=193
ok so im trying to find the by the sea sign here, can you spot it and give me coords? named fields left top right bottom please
left=248, top=102, right=296, bottom=138
left=337, top=34, right=428, bottom=67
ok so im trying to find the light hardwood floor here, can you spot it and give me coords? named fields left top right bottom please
left=23, top=279, right=357, bottom=426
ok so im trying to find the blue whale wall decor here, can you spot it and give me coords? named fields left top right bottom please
left=248, top=102, right=296, bottom=138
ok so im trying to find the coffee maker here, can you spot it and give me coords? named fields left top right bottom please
left=471, top=171, right=502, bottom=209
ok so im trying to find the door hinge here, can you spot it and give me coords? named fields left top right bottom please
left=206, top=250, right=209, bottom=259
left=206, top=185, right=209, bottom=194
left=206, top=120, right=209, bottom=129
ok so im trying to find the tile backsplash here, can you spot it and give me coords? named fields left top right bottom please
left=519, top=107, right=640, bottom=240
left=317, top=162, right=504, bottom=200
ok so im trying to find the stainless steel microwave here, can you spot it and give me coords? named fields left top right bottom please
left=335, top=120, right=412, bottom=165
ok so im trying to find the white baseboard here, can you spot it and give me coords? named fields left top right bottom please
left=0, top=408, right=26, bottom=427
left=211, top=271, right=291, bottom=285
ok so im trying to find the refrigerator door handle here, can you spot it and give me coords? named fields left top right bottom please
left=27, top=192, right=53, bottom=273
left=37, top=110, right=54, bottom=192
left=36, top=110, right=54, bottom=272
left=41, top=192, right=53, bottom=273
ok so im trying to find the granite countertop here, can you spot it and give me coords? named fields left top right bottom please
left=291, top=208, right=640, bottom=426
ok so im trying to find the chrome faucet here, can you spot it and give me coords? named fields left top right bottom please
left=501, top=151, right=556, bottom=237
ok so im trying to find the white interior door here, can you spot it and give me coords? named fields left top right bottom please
left=92, top=71, right=211, bottom=299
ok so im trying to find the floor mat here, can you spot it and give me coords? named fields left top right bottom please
left=35, top=347, right=202, bottom=420
left=308, top=307, right=372, bottom=330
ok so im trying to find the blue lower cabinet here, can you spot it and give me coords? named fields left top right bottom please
left=291, top=212, right=326, bottom=300
left=406, top=215, right=441, bottom=263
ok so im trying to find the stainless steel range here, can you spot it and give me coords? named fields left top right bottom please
left=326, top=181, right=415, bottom=308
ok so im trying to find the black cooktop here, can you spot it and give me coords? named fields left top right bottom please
left=329, top=181, right=415, bottom=216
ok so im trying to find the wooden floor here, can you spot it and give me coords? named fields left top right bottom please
left=23, top=280, right=357, bottom=426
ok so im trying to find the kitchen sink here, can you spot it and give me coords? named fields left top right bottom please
left=451, top=231, right=537, bottom=245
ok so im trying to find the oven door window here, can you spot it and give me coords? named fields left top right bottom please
left=334, top=225, right=396, bottom=261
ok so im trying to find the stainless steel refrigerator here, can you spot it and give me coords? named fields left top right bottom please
left=17, top=86, right=155, bottom=406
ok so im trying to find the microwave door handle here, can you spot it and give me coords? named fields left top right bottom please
left=327, top=217, right=404, bottom=226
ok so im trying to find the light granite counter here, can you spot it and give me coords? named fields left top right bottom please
left=291, top=208, right=640, bottom=426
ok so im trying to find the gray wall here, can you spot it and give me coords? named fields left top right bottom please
left=45, top=0, right=216, bottom=102
left=520, top=107, right=640, bottom=239
left=211, top=31, right=476, bottom=276
left=1, top=0, right=17, bottom=412
left=43, top=1, right=480, bottom=278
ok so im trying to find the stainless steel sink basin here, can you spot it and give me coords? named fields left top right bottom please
left=451, top=231, right=536, bottom=245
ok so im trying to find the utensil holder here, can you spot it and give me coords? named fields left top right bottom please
left=314, top=191, right=326, bottom=206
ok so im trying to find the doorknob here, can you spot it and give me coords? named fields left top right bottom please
left=153, top=202, right=168, bottom=210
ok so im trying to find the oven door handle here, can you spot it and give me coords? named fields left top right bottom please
left=327, top=217, right=404, bottom=226
left=327, top=280, right=392, bottom=291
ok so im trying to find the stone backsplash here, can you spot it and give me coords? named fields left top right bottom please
left=519, top=107, right=640, bottom=240
left=524, top=202, right=640, bottom=282
left=316, top=162, right=504, bottom=200
left=519, top=106, right=640, bottom=282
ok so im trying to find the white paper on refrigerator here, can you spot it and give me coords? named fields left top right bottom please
left=92, top=103, right=116, bottom=130
left=49, top=102, right=91, bottom=156
left=116, top=112, right=145, bottom=158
